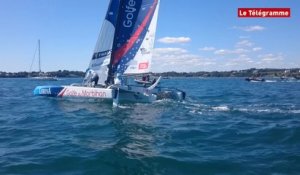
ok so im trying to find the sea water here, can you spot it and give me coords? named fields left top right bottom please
left=0, top=77, right=299, bottom=174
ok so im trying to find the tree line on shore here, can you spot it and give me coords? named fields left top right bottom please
left=0, top=70, right=85, bottom=78
left=1, top=68, right=300, bottom=78
left=153, top=68, right=300, bottom=78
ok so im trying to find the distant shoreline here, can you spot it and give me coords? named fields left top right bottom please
left=1, top=68, right=300, bottom=78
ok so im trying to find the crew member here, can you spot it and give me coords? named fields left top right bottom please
left=90, top=71, right=99, bottom=87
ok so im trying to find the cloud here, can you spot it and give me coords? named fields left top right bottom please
left=223, top=52, right=262, bottom=69
left=239, top=36, right=250, bottom=39
left=252, top=53, right=287, bottom=68
left=214, top=49, right=229, bottom=55
left=157, top=37, right=191, bottom=44
left=258, top=53, right=284, bottom=62
left=152, top=36, right=288, bottom=71
left=153, top=47, right=188, bottom=54
left=236, top=40, right=254, bottom=48
left=210, top=38, right=286, bottom=70
left=233, top=25, right=266, bottom=32
left=224, top=55, right=254, bottom=68
left=214, top=48, right=249, bottom=55
left=213, top=39, right=264, bottom=57
left=252, top=47, right=262, bottom=51
left=199, top=47, right=216, bottom=51
left=152, top=47, right=216, bottom=72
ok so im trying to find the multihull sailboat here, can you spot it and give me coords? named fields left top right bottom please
left=30, top=40, right=58, bottom=81
left=33, top=0, right=185, bottom=105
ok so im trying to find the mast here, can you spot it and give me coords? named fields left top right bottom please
left=38, top=39, right=41, bottom=73
left=106, top=0, right=124, bottom=85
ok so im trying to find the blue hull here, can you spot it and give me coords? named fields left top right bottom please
left=34, top=86, right=64, bottom=97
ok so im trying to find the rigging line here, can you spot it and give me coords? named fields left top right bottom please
left=29, top=42, right=39, bottom=72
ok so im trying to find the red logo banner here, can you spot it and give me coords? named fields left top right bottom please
left=238, top=8, right=291, bottom=18
left=139, top=62, right=149, bottom=70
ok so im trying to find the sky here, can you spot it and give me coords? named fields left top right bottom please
left=0, top=0, right=299, bottom=73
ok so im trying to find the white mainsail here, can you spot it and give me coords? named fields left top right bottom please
left=87, top=0, right=120, bottom=85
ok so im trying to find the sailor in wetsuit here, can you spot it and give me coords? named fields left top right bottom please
left=90, top=71, right=99, bottom=87
left=142, top=74, right=150, bottom=82
left=83, top=69, right=99, bottom=87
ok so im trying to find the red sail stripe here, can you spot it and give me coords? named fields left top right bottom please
left=58, top=88, right=67, bottom=97
left=112, top=0, right=158, bottom=65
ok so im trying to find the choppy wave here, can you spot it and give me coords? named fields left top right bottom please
left=183, top=100, right=300, bottom=115
left=212, top=105, right=230, bottom=111
left=265, top=80, right=277, bottom=83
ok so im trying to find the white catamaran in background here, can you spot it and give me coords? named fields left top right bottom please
left=34, top=0, right=185, bottom=106
left=29, top=40, right=58, bottom=81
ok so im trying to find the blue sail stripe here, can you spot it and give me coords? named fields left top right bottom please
left=105, top=0, right=120, bottom=27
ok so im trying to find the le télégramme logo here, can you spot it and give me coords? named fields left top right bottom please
left=238, top=8, right=291, bottom=18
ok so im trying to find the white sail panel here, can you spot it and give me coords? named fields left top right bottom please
left=88, top=20, right=115, bottom=85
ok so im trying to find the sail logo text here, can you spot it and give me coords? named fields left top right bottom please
left=39, top=88, right=51, bottom=95
left=238, top=8, right=290, bottom=18
left=92, top=50, right=111, bottom=60
left=123, top=0, right=136, bottom=27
